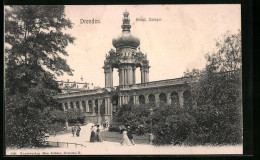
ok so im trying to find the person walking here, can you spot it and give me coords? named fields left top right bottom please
left=71, top=126, right=75, bottom=137
left=120, top=129, right=132, bottom=146
left=127, top=126, right=135, bottom=145
left=76, top=125, right=81, bottom=137
left=96, top=125, right=103, bottom=142
left=90, top=126, right=96, bottom=142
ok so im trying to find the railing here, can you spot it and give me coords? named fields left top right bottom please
left=119, top=77, right=189, bottom=89
left=43, top=140, right=86, bottom=148
left=56, top=77, right=190, bottom=98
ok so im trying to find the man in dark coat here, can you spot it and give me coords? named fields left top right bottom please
left=127, top=126, right=135, bottom=145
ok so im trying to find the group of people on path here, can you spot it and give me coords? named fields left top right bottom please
left=70, top=123, right=135, bottom=146
left=71, top=125, right=81, bottom=137
left=121, top=126, right=135, bottom=146
left=90, top=125, right=103, bottom=142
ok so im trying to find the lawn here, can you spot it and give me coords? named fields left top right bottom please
left=101, top=130, right=150, bottom=144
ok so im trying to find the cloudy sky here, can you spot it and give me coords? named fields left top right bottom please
left=58, top=5, right=241, bottom=87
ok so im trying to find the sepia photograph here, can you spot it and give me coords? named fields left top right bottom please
left=4, top=5, right=243, bottom=155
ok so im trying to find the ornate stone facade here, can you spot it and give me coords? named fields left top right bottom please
left=56, top=11, right=193, bottom=124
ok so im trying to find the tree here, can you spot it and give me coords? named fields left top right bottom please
left=5, top=5, right=75, bottom=147
left=183, top=30, right=242, bottom=145
left=205, top=30, right=241, bottom=73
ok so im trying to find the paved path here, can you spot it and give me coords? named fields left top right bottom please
left=6, top=125, right=243, bottom=155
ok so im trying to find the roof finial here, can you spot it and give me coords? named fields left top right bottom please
left=121, top=10, right=131, bottom=32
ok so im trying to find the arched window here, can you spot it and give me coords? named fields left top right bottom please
left=82, top=101, right=86, bottom=112
left=76, top=101, right=80, bottom=111
left=171, top=92, right=179, bottom=107
left=65, top=102, right=68, bottom=110
left=70, top=102, right=74, bottom=109
left=159, top=93, right=167, bottom=104
left=148, top=94, right=155, bottom=104
left=183, top=90, right=192, bottom=108
left=88, top=100, right=92, bottom=112
left=139, top=95, right=145, bottom=104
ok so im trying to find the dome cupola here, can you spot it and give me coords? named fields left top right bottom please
left=112, top=11, right=140, bottom=49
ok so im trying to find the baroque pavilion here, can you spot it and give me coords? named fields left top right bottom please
left=56, top=11, right=193, bottom=124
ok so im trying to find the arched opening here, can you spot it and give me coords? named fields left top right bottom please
left=148, top=94, right=155, bottom=104
left=136, top=68, right=141, bottom=84
left=113, top=68, right=119, bottom=86
left=129, top=96, right=134, bottom=105
left=111, top=95, right=119, bottom=113
left=95, top=100, right=98, bottom=114
left=139, top=95, right=145, bottom=104
left=70, top=102, right=74, bottom=109
left=171, top=92, right=179, bottom=107
left=82, top=101, right=86, bottom=112
left=183, top=90, right=192, bottom=108
left=76, top=101, right=80, bottom=111
left=159, top=93, right=167, bottom=104
left=88, top=100, right=93, bottom=112
left=65, top=102, right=68, bottom=111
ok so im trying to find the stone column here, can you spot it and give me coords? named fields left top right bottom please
left=107, top=98, right=111, bottom=114
left=104, top=68, right=111, bottom=88
left=92, top=100, right=95, bottom=115
left=147, top=70, right=149, bottom=82
left=123, top=69, right=126, bottom=85
left=105, top=72, right=107, bottom=87
left=155, top=93, right=160, bottom=107
left=104, top=98, right=107, bottom=114
left=86, top=100, right=89, bottom=112
left=119, top=69, right=121, bottom=85
left=110, top=100, right=113, bottom=120
left=129, top=67, right=132, bottom=84
left=137, top=96, right=139, bottom=105
left=118, top=96, right=121, bottom=106
left=126, top=67, right=129, bottom=85
left=178, top=91, right=184, bottom=108
left=73, top=102, right=76, bottom=111
left=98, top=99, right=101, bottom=115
left=143, top=70, right=146, bottom=83
left=133, top=66, right=136, bottom=84
left=141, top=68, right=144, bottom=83
left=121, top=95, right=124, bottom=104
left=106, top=97, right=110, bottom=114
left=111, top=68, right=113, bottom=87
left=79, top=101, right=83, bottom=112
left=167, top=93, right=171, bottom=105
left=127, top=95, right=130, bottom=104
left=62, top=103, right=65, bottom=111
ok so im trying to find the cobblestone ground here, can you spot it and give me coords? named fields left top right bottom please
left=6, top=125, right=243, bottom=155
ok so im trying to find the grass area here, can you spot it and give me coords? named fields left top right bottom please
left=101, top=130, right=150, bottom=144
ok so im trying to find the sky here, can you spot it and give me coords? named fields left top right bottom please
left=57, top=5, right=241, bottom=87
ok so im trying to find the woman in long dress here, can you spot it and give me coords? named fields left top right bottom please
left=76, top=125, right=81, bottom=137
left=120, top=129, right=132, bottom=146
left=96, top=125, right=103, bottom=142
left=90, top=126, right=96, bottom=142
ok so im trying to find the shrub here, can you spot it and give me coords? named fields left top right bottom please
left=112, top=103, right=153, bottom=135
left=152, top=104, right=196, bottom=145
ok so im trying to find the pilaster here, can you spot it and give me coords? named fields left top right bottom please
left=92, top=100, right=95, bottom=115
left=178, top=91, right=184, bottom=108
left=167, top=93, right=172, bottom=105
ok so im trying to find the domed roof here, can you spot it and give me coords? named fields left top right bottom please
left=112, top=10, right=140, bottom=49
left=112, top=32, right=140, bottom=48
